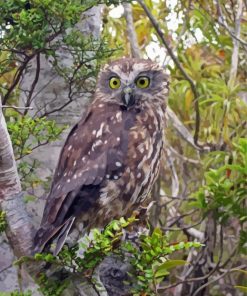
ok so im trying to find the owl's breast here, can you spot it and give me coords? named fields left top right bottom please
left=123, top=124, right=163, bottom=205
left=97, top=109, right=164, bottom=220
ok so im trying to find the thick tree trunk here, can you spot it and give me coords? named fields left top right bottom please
left=0, top=99, right=34, bottom=258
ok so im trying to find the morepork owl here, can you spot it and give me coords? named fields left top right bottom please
left=34, top=58, right=169, bottom=255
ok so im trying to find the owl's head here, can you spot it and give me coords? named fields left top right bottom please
left=96, top=58, right=169, bottom=109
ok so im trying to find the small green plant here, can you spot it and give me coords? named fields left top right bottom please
left=0, top=211, right=7, bottom=233
left=34, top=216, right=138, bottom=272
left=122, top=228, right=202, bottom=295
left=31, top=217, right=202, bottom=295
left=7, top=115, right=66, bottom=160
left=37, top=274, right=69, bottom=296
left=191, top=138, right=247, bottom=253
left=6, top=112, right=66, bottom=190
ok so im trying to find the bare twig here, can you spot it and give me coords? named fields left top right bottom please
left=159, top=264, right=247, bottom=293
left=2, top=56, right=32, bottom=105
left=166, top=107, right=210, bottom=151
left=161, top=217, right=204, bottom=231
left=39, top=93, right=73, bottom=118
left=216, top=0, right=247, bottom=49
left=167, top=209, right=198, bottom=226
left=227, top=0, right=244, bottom=87
left=2, top=105, right=33, bottom=111
left=192, top=264, right=247, bottom=296
left=168, top=145, right=201, bottom=164
left=24, top=53, right=41, bottom=115
left=123, top=3, right=141, bottom=58
left=138, top=0, right=202, bottom=148
left=166, top=207, right=204, bottom=240
left=219, top=246, right=238, bottom=269
left=166, top=148, right=179, bottom=197
left=187, top=225, right=224, bottom=295
left=16, top=140, right=50, bottom=161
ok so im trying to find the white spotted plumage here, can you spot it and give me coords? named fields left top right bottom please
left=34, top=58, right=169, bottom=255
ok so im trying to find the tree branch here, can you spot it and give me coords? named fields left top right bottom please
left=216, top=0, right=247, bottom=49
left=24, top=53, right=41, bottom=115
left=2, top=56, right=32, bottom=105
left=227, top=0, right=244, bottom=87
left=123, top=3, right=141, bottom=58
left=2, top=105, right=33, bottom=111
left=0, top=99, right=35, bottom=257
left=137, top=0, right=202, bottom=148
left=166, top=107, right=210, bottom=151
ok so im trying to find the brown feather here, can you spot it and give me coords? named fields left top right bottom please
left=33, top=58, right=169, bottom=254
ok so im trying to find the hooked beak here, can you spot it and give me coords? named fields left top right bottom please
left=122, top=86, right=135, bottom=107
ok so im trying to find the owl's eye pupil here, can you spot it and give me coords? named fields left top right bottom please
left=136, top=76, right=150, bottom=88
left=109, top=77, right=121, bottom=89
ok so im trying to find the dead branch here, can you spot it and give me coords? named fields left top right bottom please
left=228, top=0, right=244, bottom=87
left=137, top=0, right=202, bottom=148
left=216, top=0, right=247, bottom=49
left=123, top=3, right=141, bottom=58
left=2, top=105, right=33, bottom=110
left=24, top=53, right=41, bottom=115
left=2, top=56, right=33, bottom=105
left=166, top=107, right=210, bottom=151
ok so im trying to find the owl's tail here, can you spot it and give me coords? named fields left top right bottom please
left=33, top=216, right=75, bottom=256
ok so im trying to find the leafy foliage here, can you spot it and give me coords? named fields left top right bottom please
left=0, top=0, right=119, bottom=94
left=123, top=228, right=202, bottom=295
left=0, top=291, right=32, bottom=296
left=7, top=114, right=66, bottom=160
left=0, top=0, right=119, bottom=190
left=37, top=274, right=68, bottom=296
left=31, top=217, right=202, bottom=295
left=5, top=111, right=66, bottom=189
left=192, top=138, right=247, bottom=253
left=0, top=211, right=7, bottom=233
left=0, top=0, right=246, bottom=294
left=0, top=0, right=122, bottom=48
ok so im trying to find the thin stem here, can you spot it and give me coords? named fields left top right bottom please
left=24, top=53, right=41, bottom=115
left=123, top=3, right=141, bottom=58
left=138, top=0, right=202, bottom=148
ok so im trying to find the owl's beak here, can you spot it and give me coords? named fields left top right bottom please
left=122, top=86, right=135, bottom=107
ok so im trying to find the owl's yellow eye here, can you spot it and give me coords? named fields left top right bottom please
left=136, top=76, right=150, bottom=88
left=109, top=77, right=121, bottom=89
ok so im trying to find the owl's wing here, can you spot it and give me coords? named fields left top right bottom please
left=33, top=104, right=135, bottom=254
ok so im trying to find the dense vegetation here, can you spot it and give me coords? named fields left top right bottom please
left=0, top=0, right=246, bottom=295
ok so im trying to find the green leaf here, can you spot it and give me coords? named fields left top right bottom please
left=234, top=286, right=247, bottom=292
left=156, top=260, right=188, bottom=274
left=232, top=269, right=247, bottom=275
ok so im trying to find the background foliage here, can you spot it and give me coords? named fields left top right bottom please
left=0, top=0, right=246, bottom=295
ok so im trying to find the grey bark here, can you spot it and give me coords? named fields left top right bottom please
left=228, top=0, right=243, bottom=88
left=0, top=99, right=37, bottom=293
left=0, top=99, right=35, bottom=258
left=123, top=3, right=141, bottom=59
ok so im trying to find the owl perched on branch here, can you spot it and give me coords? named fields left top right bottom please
left=34, top=58, right=169, bottom=255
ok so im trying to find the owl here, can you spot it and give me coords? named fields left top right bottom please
left=34, top=58, right=169, bottom=255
